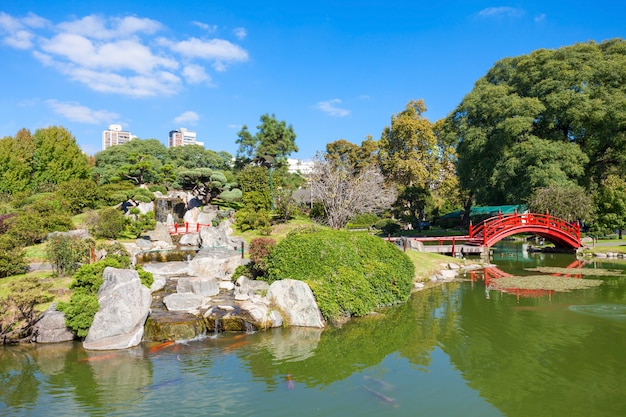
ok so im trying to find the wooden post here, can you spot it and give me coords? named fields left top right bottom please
left=469, top=221, right=473, bottom=238
left=451, top=236, right=455, bottom=257
left=241, top=241, right=245, bottom=259
left=403, top=238, right=407, bottom=252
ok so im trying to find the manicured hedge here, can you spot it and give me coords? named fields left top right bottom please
left=264, top=230, right=414, bottom=321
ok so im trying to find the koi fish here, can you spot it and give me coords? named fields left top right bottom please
left=149, top=341, right=175, bottom=353
left=78, top=353, right=119, bottom=362
left=286, top=374, right=295, bottom=390
left=138, top=377, right=183, bottom=393
left=363, top=375, right=393, bottom=391
left=362, top=385, right=398, bottom=407
left=224, top=340, right=249, bottom=351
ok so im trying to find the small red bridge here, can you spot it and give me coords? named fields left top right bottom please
left=468, top=212, right=581, bottom=249
left=391, top=212, right=582, bottom=254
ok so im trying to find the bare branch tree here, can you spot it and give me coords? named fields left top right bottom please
left=311, top=155, right=397, bottom=229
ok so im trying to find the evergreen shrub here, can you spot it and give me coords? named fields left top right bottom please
left=264, top=230, right=414, bottom=321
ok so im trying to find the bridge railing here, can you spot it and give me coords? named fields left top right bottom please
left=469, top=212, right=580, bottom=245
left=168, top=222, right=212, bottom=235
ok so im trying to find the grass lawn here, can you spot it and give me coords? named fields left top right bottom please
left=404, top=250, right=461, bottom=282
left=0, top=270, right=73, bottom=312
left=24, top=242, right=48, bottom=263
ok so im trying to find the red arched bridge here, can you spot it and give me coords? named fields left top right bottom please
left=468, top=212, right=581, bottom=249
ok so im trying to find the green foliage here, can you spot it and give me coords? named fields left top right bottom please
left=347, top=213, right=379, bottom=229
left=0, top=235, right=27, bottom=278
left=58, top=256, right=129, bottom=337
left=45, top=235, right=94, bottom=277
left=235, top=209, right=271, bottom=232
left=248, top=237, right=277, bottom=276
left=57, top=291, right=99, bottom=338
left=5, top=198, right=73, bottom=246
left=0, top=127, right=89, bottom=194
left=594, top=175, right=626, bottom=236
left=56, top=179, right=99, bottom=214
left=178, top=168, right=238, bottom=205
left=264, top=230, right=414, bottom=321
left=92, top=208, right=126, bottom=239
left=374, top=219, right=401, bottom=235
left=235, top=114, right=298, bottom=168
left=0, top=276, right=53, bottom=342
left=92, top=139, right=167, bottom=185
left=125, top=211, right=156, bottom=238
left=135, top=265, right=154, bottom=288
left=393, top=185, right=433, bottom=231
left=447, top=39, right=626, bottom=205
left=527, top=183, right=595, bottom=222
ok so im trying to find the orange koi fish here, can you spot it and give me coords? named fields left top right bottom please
left=149, top=340, right=175, bottom=353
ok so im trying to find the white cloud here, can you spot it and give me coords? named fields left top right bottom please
left=316, top=99, right=350, bottom=117
left=174, top=111, right=200, bottom=125
left=46, top=100, right=119, bottom=124
left=183, top=64, right=212, bottom=84
left=193, top=21, right=218, bottom=32
left=4, top=30, right=35, bottom=49
left=534, top=13, right=547, bottom=23
left=161, top=37, right=248, bottom=63
left=233, top=27, right=247, bottom=40
left=477, top=7, right=525, bottom=18
left=0, top=12, right=250, bottom=98
left=57, top=15, right=161, bottom=40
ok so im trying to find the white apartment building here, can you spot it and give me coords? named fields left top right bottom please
left=169, top=128, right=204, bottom=148
left=102, top=124, right=135, bottom=150
left=287, top=158, right=314, bottom=175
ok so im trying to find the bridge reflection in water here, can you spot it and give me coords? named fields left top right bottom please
left=469, top=258, right=586, bottom=300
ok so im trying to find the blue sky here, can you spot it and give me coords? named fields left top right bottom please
left=1, top=1, right=624, bottom=158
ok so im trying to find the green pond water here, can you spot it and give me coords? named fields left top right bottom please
left=2, top=241, right=626, bottom=416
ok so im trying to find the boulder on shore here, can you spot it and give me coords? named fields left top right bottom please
left=33, top=304, right=75, bottom=343
left=266, top=279, right=325, bottom=328
left=83, top=267, right=151, bottom=351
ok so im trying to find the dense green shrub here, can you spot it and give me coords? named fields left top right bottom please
left=264, top=230, right=414, bottom=321
left=235, top=208, right=271, bottom=232
left=92, top=208, right=125, bottom=239
left=0, top=235, right=27, bottom=278
left=135, top=265, right=154, bottom=288
left=5, top=198, right=73, bottom=245
left=56, top=179, right=99, bottom=214
left=245, top=237, right=277, bottom=277
left=45, top=235, right=94, bottom=277
left=57, top=255, right=132, bottom=337
left=374, top=218, right=401, bottom=235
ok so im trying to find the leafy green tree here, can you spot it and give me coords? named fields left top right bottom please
left=32, top=126, right=90, bottom=187
left=56, top=179, right=99, bottom=214
left=594, top=175, right=626, bottom=238
left=91, top=208, right=126, bottom=239
left=92, top=139, right=167, bottom=185
left=446, top=39, right=626, bottom=206
left=0, top=235, right=27, bottom=278
left=0, top=276, right=52, bottom=342
left=46, top=235, right=94, bottom=277
left=178, top=168, right=239, bottom=205
left=527, top=183, right=595, bottom=223
left=393, top=185, right=433, bottom=231
left=379, top=100, right=440, bottom=188
left=167, top=144, right=233, bottom=171
left=0, top=129, right=36, bottom=194
left=326, top=137, right=380, bottom=173
left=5, top=198, right=73, bottom=246
left=125, top=208, right=156, bottom=238
left=235, top=114, right=298, bottom=167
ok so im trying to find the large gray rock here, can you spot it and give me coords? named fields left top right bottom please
left=199, top=226, right=230, bottom=248
left=239, top=300, right=283, bottom=329
left=266, top=280, right=325, bottom=328
left=83, top=268, right=152, bottom=351
left=47, top=229, right=92, bottom=240
left=142, top=261, right=190, bottom=276
left=33, top=304, right=75, bottom=343
left=235, top=276, right=270, bottom=301
left=188, top=248, right=242, bottom=279
left=177, top=276, right=219, bottom=296
left=136, top=201, right=154, bottom=215
left=183, top=207, right=200, bottom=224
left=163, top=293, right=206, bottom=311
left=146, top=223, right=173, bottom=246
left=150, top=274, right=167, bottom=292
left=179, top=232, right=201, bottom=247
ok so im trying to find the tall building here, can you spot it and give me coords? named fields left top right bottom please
left=169, top=128, right=204, bottom=148
left=102, top=124, right=134, bottom=150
